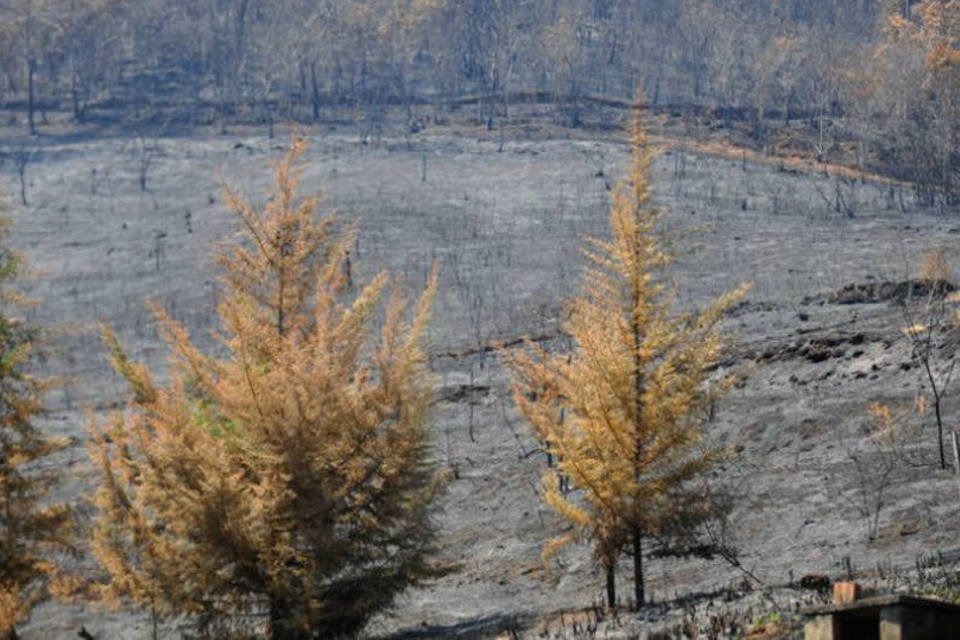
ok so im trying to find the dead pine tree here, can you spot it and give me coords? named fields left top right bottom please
left=505, top=109, right=748, bottom=610
left=0, top=211, right=71, bottom=638
left=90, top=138, right=444, bottom=639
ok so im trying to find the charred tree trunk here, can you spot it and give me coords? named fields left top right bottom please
left=268, top=597, right=310, bottom=640
left=71, top=67, right=83, bottom=121
left=310, top=60, right=321, bottom=121
left=632, top=527, right=644, bottom=608
left=27, top=58, right=37, bottom=135
left=605, top=562, right=616, bottom=609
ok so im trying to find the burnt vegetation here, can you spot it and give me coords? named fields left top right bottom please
left=3, top=1, right=960, bottom=639
left=0, top=1, right=956, bottom=204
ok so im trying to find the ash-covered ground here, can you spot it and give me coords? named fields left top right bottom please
left=5, top=118, right=960, bottom=638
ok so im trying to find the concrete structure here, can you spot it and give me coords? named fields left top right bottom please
left=803, top=594, right=960, bottom=640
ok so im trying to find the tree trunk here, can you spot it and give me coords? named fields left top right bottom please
left=17, top=157, right=28, bottom=207
left=935, top=395, right=946, bottom=469
left=632, top=527, right=644, bottom=608
left=27, top=58, right=37, bottom=134
left=269, top=597, right=309, bottom=640
left=310, top=61, right=321, bottom=121
left=631, top=203, right=646, bottom=611
left=951, top=430, right=960, bottom=498
left=605, top=562, right=616, bottom=609
left=71, top=68, right=83, bottom=121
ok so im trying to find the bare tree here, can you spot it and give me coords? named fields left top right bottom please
left=835, top=403, right=922, bottom=541
left=899, top=248, right=960, bottom=470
